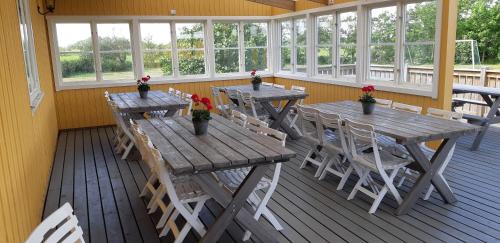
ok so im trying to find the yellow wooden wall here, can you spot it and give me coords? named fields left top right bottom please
left=0, top=0, right=59, bottom=242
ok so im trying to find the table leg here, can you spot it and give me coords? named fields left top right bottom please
left=193, top=165, right=278, bottom=243
left=261, top=100, right=301, bottom=139
left=396, top=137, right=458, bottom=215
left=471, top=96, right=500, bottom=150
left=164, top=109, right=179, bottom=117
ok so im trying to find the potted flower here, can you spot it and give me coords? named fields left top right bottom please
left=191, top=94, right=213, bottom=135
left=137, top=75, right=151, bottom=98
left=359, top=85, right=376, bottom=115
left=250, top=69, right=262, bottom=91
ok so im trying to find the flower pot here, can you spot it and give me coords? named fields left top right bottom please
left=252, top=83, right=261, bottom=91
left=139, top=90, right=148, bottom=99
left=193, top=119, right=209, bottom=135
left=361, top=102, right=375, bottom=115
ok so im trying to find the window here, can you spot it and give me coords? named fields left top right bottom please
left=97, top=23, right=134, bottom=81
left=243, top=22, right=268, bottom=72
left=403, top=1, right=437, bottom=86
left=17, top=0, right=43, bottom=108
left=295, top=18, right=307, bottom=74
left=280, top=20, right=292, bottom=72
left=213, top=22, right=240, bottom=74
left=56, top=23, right=96, bottom=82
left=316, top=15, right=334, bottom=76
left=175, top=23, right=206, bottom=76
left=338, top=12, right=357, bottom=78
left=140, top=23, right=173, bottom=78
left=368, top=6, right=397, bottom=82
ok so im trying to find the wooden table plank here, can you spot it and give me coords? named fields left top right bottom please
left=109, top=90, right=188, bottom=113
left=217, top=85, right=308, bottom=102
left=453, top=84, right=500, bottom=97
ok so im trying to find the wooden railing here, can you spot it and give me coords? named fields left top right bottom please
left=317, top=65, right=500, bottom=116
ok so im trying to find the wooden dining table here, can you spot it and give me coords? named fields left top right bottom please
left=452, top=83, right=500, bottom=150
left=136, top=114, right=296, bottom=242
left=306, top=101, right=480, bottom=215
left=109, top=90, right=188, bottom=117
left=216, top=85, right=309, bottom=140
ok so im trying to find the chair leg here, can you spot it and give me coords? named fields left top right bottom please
left=337, top=165, right=354, bottom=190
left=385, top=169, right=404, bottom=205
left=423, top=185, right=435, bottom=200
left=300, top=148, right=315, bottom=169
left=348, top=169, right=370, bottom=200
left=314, top=156, right=330, bottom=178
left=160, top=210, right=180, bottom=237
left=148, top=185, right=165, bottom=214
left=121, top=140, right=135, bottom=160
left=318, top=159, right=335, bottom=180
left=369, top=185, right=389, bottom=214
left=156, top=203, right=175, bottom=229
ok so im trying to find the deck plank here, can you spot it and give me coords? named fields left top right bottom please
left=42, top=126, right=500, bottom=242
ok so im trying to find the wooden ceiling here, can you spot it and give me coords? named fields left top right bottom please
left=246, top=0, right=329, bottom=11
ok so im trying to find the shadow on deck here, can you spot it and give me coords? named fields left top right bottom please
left=42, top=125, right=500, bottom=242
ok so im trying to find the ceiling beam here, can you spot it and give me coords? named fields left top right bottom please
left=246, top=0, right=296, bottom=11
left=307, top=0, right=329, bottom=5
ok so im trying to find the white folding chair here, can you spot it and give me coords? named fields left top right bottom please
left=426, top=107, right=453, bottom=119
left=109, top=100, right=136, bottom=159
left=211, top=86, right=232, bottom=117
left=317, top=112, right=355, bottom=190
left=26, top=203, right=84, bottom=243
left=392, top=102, right=422, bottom=114
left=179, top=93, right=193, bottom=116
left=215, top=126, right=286, bottom=241
left=262, top=82, right=273, bottom=86
left=149, top=148, right=211, bottom=241
left=287, top=86, right=306, bottom=136
left=273, top=84, right=285, bottom=89
left=298, top=105, right=329, bottom=177
left=375, top=98, right=393, bottom=109
left=245, top=115, right=268, bottom=133
left=167, top=87, right=175, bottom=95
left=345, top=119, right=412, bottom=214
left=238, top=90, right=268, bottom=120
left=230, top=110, right=248, bottom=127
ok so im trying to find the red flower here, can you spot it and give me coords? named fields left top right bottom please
left=250, top=70, right=256, bottom=76
left=141, top=75, right=150, bottom=82
left=206, top=104, right=213, bottom=111
left=201, top=97, right=211, bottom=105
left=191, top=94, right=200, bottom=102
left=367, top=85, right=375, bottom=92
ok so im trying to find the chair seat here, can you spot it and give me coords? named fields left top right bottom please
left=171, top=177, right=208, bottom=202
left=215, top=167, right=271, bottom=191
left=356, top=150, right=412, bottom=170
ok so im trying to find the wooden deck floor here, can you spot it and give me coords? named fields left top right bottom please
left=42, top=125, right=500, bottom=243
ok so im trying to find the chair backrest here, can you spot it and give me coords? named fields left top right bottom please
left=245, top=116, right=268, bottom=133
left=344, top=119, right=384, bottom=171
left=182, top=93, right=194, bottom=116
left=375, top=98, right=393, bottom=109
left=168, top=87, right=175, bottom=95
left=174, top=90, right=183, bottom=98
left=297, top=105, right=322, bottom=144
left=262, top=82, right=273, bottom=86
left=258, top=126, right=287, bottom=147
left=392, top=102, right=422, bottom=114
left=211, top=86, right=228, bottom=114
left=130, top=120, right=154, bottom=166
left=426, top=107, right=453, bottom=120
left=104, top=91, right=110, bottom=101
left=231, top=110, right=248, bottom=127
left=273, top=84, right=285, bottom=89
left=237, top=90, right=257, bottom=117
left=108, top=101, right=134, bottom=140
left=451, top=111, right=464, bottom=121
left=318, top=112, right=349, bottom=156
left=291, top=86, right=306, bottom=105
left=26, top=203, right=84, bottom=243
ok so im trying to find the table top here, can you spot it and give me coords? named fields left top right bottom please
left=453, top=84, right=500, bottom=97
left=136, top=114, right=296, bottom=176
left=306, top=101, right=480, bottom=144
left=217, top=85, right=309, bottom=102
left=109, top=91, right=189, bottom=113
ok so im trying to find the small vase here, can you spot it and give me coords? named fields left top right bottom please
left=252, top=83, right=261, bottom=91
left=361, top=102, right=375, bottom=115
left=193, top=119, right=209, bottom=135
left=139, top=90, right=148, bottom=99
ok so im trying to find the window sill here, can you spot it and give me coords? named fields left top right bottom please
left=30, top=91, right=44, bottom=114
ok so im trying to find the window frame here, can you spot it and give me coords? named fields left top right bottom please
left=138, top=21, right=174, bottom=80
left=17, top=0, right=43, bottom=110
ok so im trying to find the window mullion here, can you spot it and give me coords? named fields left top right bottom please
left=91, top=21, right=102, bottom=82
left=171, top=22, right=180, bottom=78
left=395, top=2, right=403, bottom=86
left=206, top=19, right=214, bottom=78
left=357, top=5, right=365, bottom=84
left=292, top=19, right=296, bottom=73
left=131, top=19, right=143, bottom=79
left=239, top=21, right=245, bottom=73
left=333, top=12, right=338, bottom=78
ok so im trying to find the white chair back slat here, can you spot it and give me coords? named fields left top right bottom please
left=231, top=110, right=248, bottom=127
left=182, top=93, right=194, bottom=116
left=168, top=87, right=175, bottom=95
left=26, top=203, right=84, bottom=243
left=392, top=102, right=422, bottom=114
left=319, top=112, right=349, bottom=155
left=211, top=87, right=229, bottom=115
left=262, top=82, right=273, bottom=86
left=374, top=98, right=392, bottom=109
left=245, top=116, right=268, bottom=133
left=258, top=126, right=287, bottom=147
left=273, top=84, right=285, bottom=89
left=297, top=105, right=322, bottom=144
left=238, top=91, right=258, bottom=117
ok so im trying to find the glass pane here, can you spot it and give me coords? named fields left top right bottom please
left=97, top=23, right=134, bottom=80
left=245, top=48, right=267, bottom=72
left=403, top=44, right=434, bottom=85
left=178, top=50, right=205, bottom=75
left=280, top=21, right=292, bottom=46
left=143, top=51, right=172, bottom=77
left=405, top=1, right=436, bottom=42
left=296, top=47, right=307, bottom=73
left=244, top=23, right=267, bottom=47
left=141, top=23, right=172, bottom=78
left=370, top=6, right=397, bottom=43
left=215, top=49, right=239, bottom=73
left=56, top=23, right=96, bottom=82
left=317, top=47, right=332, bottom=75
left=317, top=15, right=333, bottom=45
left=280, top=47, right=291, bottom=71
left=176, top=23, right=205, bottom=49
left=213, top=22, right=239, bottom=48
left=339, top=12, right=357, bottom=44
left=369, top=45, right=395, bottom=81
left=295, top=18, right=307, bottom=46
left=340, top=45, right=356, bottom=77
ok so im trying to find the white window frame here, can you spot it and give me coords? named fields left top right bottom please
left=174, top=21, right=209, bottom=77
left=314, top=13, right=335, bottom=77
left=17, top=0, right=43, bottom=111
left=278, top=19, right=294, bottom=73
left=212, top=21, right=241, bottom=75
left=336, top=10, right=358, bottom=81
left=242, top=21, right=270, bottom=73
left=137, top=21, right=174, bottom=79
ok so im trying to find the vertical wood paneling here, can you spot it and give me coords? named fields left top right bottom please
left=0, top=0, right=59, bottom=242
